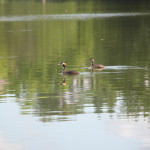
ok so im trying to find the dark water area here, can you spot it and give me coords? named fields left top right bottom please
left=0, top=1, right=150, bottom=150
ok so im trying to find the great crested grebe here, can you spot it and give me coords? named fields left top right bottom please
left=89, top=58, right=105, bottom=69
left=58, top=62, right=79, bottom=75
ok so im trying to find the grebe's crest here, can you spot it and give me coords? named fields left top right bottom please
left=58, top=62, right=66, bottom=67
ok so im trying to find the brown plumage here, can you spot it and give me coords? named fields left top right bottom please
left=58, top=62, right=79, bottom=75
left=89, top=58, right=105, bottom=69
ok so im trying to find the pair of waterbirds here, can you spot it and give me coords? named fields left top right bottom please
left=58, top=58, right=105, bottom=75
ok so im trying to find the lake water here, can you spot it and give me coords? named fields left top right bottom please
left=0, top=0, right=150, bottom=150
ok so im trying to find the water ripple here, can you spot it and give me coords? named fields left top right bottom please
left=0, top=13, right=149, bottom=22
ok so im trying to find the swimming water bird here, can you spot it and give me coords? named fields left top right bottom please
left=58, top=62, right=79, bottom=75
left=89, top=58, right=105, bottom=69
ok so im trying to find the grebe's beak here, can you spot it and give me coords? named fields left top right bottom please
left=58, top=64, right=62, bottom=65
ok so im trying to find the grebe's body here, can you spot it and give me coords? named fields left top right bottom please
left=90, top=58, right=105, bottom=69
left=58, top=62, right=79, bottom=75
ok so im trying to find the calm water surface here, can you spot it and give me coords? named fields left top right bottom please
left=0, top=0, right=150, bottom=150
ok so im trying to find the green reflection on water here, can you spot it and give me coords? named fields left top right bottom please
left=0, top=0, right=150, bottom=122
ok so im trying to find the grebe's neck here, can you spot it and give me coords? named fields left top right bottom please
left=62, top=65, right=66, bottom=72
left=91, top=60, right=94, bottom=66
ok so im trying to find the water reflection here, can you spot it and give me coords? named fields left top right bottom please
left=0, top=13, right=149, bottom=22
left=12, top=63, right=148, bottom=122
left=30, top=75, right=82, bottom=122
left=0, top=60, right=149, bottom=122
left=61, top=76, right=67, bottom=86
left=108, top=117, right=150, bottom=149
left=0, top=133, right=23, bottom=150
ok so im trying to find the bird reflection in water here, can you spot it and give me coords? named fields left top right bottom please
left=61, top=75, right=67, bottom=85
left=61, top=73, right=79, bottom=86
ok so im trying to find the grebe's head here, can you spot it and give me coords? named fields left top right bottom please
left=58, top=62, right=66, bottom=67
left=89, top=58, right=94, bottom=62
